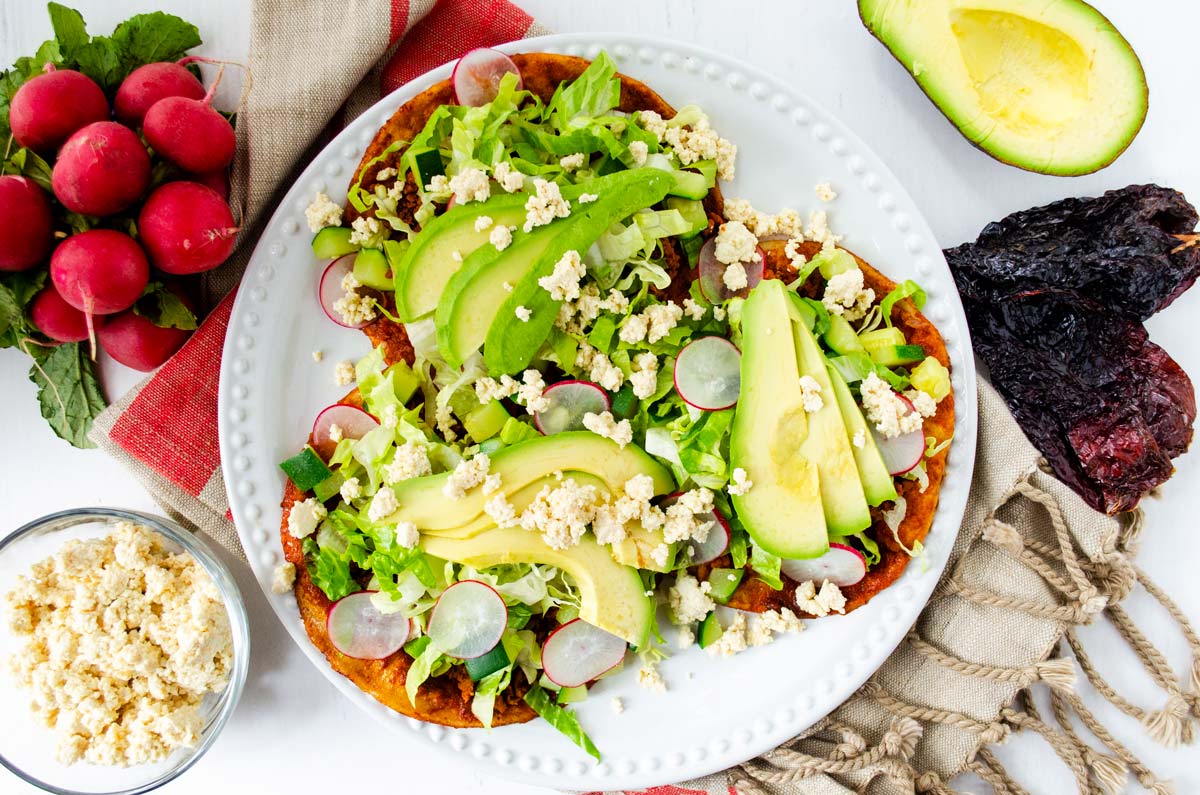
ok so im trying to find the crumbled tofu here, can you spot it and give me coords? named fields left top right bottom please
left=727, top=467, right=753, bottom=496
left=484, top=493, right=519, bottom=527
left=714, top=221, right=758, bottom=266
left=368, top=487, right=399, bottom=522
left=637, top=658, right=667, bottom=693
left=814, top=182, right=837, bottom=202
left=645, top=301, right=684, bottom=343
left=798, top=375, right=824, bottom=413
left=524, top=178, right=571, bottom=232
left=305, top=191, right=343, bottom=232
left=677, top=624, right=696, bottom=649
left=650, top=543, right=671, bottom=568
left=559, top=152, right=586, bottom=171
left=668, top=575, right=715, bottom=625
left=822, top=268, right=875, bottom=321
left=287, top=497, right=327, bottom=538
left=904, top=388, right=939, bottom=418
left=682, top=298, right=706, bottom=321
left=578, top=192, right=599, bottom=204
left=852, top=429, right=866, bottom=449
left=334, top=360, right=356, bottom=386
left=611, top=696, right=625, bottom=714
left=538, top=249, right=586, bottom=301
left=312, top=349, right=324, bottom=363
left=747, top=607, right=806, bottom=646
left=339, top=476, right=362, bottom=502
left=384, top=443, right=432, bottom=483
left=448, top=167, right=491, bottom=204
left=619, top=313, right=649, bottom=344
left=443, top=454, right=491, bottom=499
left=593, top=473, right=662, bottom=545
left=375, top=167, right=397, bottom=181
left=662, top=488, right=715, bottom=544
left=515, top=305, right=532, bottom=322
left=519, top=477, right=600, bottom=550
left=658, top=111, right=738, bottom=181
left=327, top=423, right=344, bottom=444
left=582, top=410, right=633, bottom=448
left=333, top=286, right=378, bottom=327
left=380, top=404, right=399, bottom=430
left=517, top=369, right=550, bottom=414
left=628, top=140, right=649, bottom=166
left=271, top=561, right=296, bottom=594
left=481, top=474, right=503, bottom=496
left=476, top=374, right=518, bottom=403
left=723, top=262, right=749, bottom=292
left=576, top=343, right=626, bottom=392
left=349, top=215, right=386, bottom=248
left=638, top=110, right=667, bottom=140
left=795, top=579, right=848, bottom=617
left=395, top=520, right=420, bottom=549
left=713, top=304, right=727, bottom=321
left=630, top=352, right=659, bottom=400
left=426, top=174, right=450, bottom=194
left=6, top=522, right=233, bottom=766
left=861, top=372, right=922, bottom=438
left=435, top=403, right=458, bottom=442
left=784, top=237, right=808, bottom=270
left=489, top=224, right=514, bottom=250
left=807, top=210, right=843, bottom=252
left=705, top=612, right=749, bottom=657
left=599, top=288, right=629, bottom=315
left=493, top=161, right=526, bottom=193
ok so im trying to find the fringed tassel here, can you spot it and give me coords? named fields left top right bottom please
left=982, top=517, right=1025, bottom=554
left=1141, top=693, right=1190, bottom=749
left=1084, top=748, right=1128, bottom=795
left=1033, top=658, right=1078, bottom=694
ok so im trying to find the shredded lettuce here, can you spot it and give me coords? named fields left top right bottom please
left=675, top=408, right=734, bottom=488
left=749, top=544, right=783, bottom=590
left=471, top=665, right=512, bottom=728
left=523, top=685, right=601, bottom=761
left=404, top=636, right=452, bottom=706
left=847, top=532, right=881, bottom=569
left=880, top=280, right=927, bottom=327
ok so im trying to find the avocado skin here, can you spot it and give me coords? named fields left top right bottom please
left=856, top=0, right=1148, bottom=176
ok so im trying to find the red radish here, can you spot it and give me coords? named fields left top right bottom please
left=698, top=238, right=765, bottom=303
left=142, top=73, right=235, bottom=173
left=452, top=48, right=522, bottom=106
left=114, top=61, right=206, bottom=126
left=189, top=169, right=230, bottom=200
left=312, top=404, right=380, bottom=458
left=426, top=580, right=507, bottom=659
left=52, top=122, right=151, bottom=216
left=30, top=285, right=100, bottom=343
left=97, top=305, right=193, bottom=371
left=319, top=255, right=369, bottom=328
left=0, top=175, right=53, bottom=271
left=673, top=335, right=742, bottom=411
left=870, top=393, right=925, bottom=475
left=780, top=543, right=867, bottom=588
left=326, top=591, right=410, bottom=660
left=540, top=619, right=626, bottom=688
left=659, top=491, right=731, bottom=564
left=138, top=181, right=239, bottom=274
left=50, top=229, right=149, bottom=316
left=533, top=380, right=611, bottom=435
left=9, top=67, right=109, bottom=153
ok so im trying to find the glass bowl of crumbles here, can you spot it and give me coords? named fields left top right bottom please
left=0, top=508, right=250, bottom=795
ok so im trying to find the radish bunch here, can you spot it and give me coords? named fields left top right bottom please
left=3, top=54, right=241, bottom=372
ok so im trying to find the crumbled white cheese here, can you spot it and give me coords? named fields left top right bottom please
left=747, top=607, right=806, bottom=646
left=312, top=349, right=324, bottom=363
left=519, top=477, right=600, bottom=550
left=713, top=304, right=727, bottom=321
left=578, top=192, right=599, bottom=204
left=288, top=497, right=327, bottom=538
left=682, top=298, right=706, bottom=321
left=443, top=454, right=491, bottom=499
left=518, top=369, right=550, bottom=414
left=515, top=305, right=532, bottom=322
left=861, top=372, right=922, bottom=438
left=798, top=375, right=824, bottom=413
left=435, top=403, right=457, bottom=442
left=305, top=192, right=344, bottom=233
left=6, top=522, right=233, bottom=767
left=600, top=288, right=629, bottom=315
left=727, top=467, right=753, bottom=496
left=676, top=624, right=696, bottom=648
left=662, top=488, right=715, bottom=544
left=714, top=221, right=758, bottom=265
left=334, top=360, right=356, bottom=386
left=668, top=575, right=715, bottom=625
left=395, top=520, right=420, bottom=549
left=814, top=182, right=837, bottom=202
left=333, top=286, right=378, bottom=327
left=645, top=301, right=684, bottom=343
left=637, top=658, right=667, bottom=693
left=723, top=262, right=749, bottom=292
left=559, top=152, right=586, bottom=171
left=475, top=374, right=519, bottom=403
left=852, top=429, right=866, bottom=449
left=576, top=343, right=626, bottom=392
left=638, top=109, right=667, bottom=141
left=807, top=210, right=843, bottom=252
left=619, top=313, right=648, bottom=344
left=339, top=476, right=362, bottom=502
left=628, top=140, right=649, bottom=166
left=705, top=612, right=749, bottom=657
left=582, top=410, right=633, bottom=448
left=904, top=388, right=939, bottom=418
left=271, top=562, right=296, bottom=594
left=659, top=111, right=738, bottom=181
left=380, top=404, right=399, bottom=430
left=630, top=352, right=659, bottom=400
left=375, top=167, right=397, bottom=182
left=368, top=487, right=399, bottom=522
left=473, top=215, right=494, bottom=233
left=327, top=423, right=344, bottom=444
left=611, top=696, right=625, bottom=714
left=425, top=174, right=450, bottom=194
left=448, top=167, right=491, bottom=204
left=538, top=249, right=586, bottom=301
left=349, top=215, right=386, bottom=248
left=795, top=579, right=847, bottom=617
left=524, top=178, right=571, bottom=232
left=822, top=268, right=875, bottom=321
left=489, top=224, right=514, bottom=251
left=484, top=493, right=519, bottom=527
left=493, top=161, right=525, bottom=193
left=784, top=237, right=808, bottom=270
left=384, top=443, right=432, bottom=483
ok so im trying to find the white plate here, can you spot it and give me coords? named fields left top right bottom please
left=219, top=33, right=978, bottom=791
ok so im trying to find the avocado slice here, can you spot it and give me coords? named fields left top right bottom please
left=858, top=0, right=1147, bottom=176
left=610, top=523, right=675, bottom=573
left=424, top=470, right=609, bottom=540
left=382, top=431, right=674, bottom=532
left=729, top=280, right=828, bottom=559
left=790, top=309, right=872, bottom=536
left=484, top=168, right=674, bottom=375
left=421, top=528, right=655, bottom=648
left=826, top=364, right=897, bottom=507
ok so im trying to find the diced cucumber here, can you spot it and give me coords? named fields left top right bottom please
left=477, top=437, right=504, bottom=455
left=280, top=447, right=334, bottom=492
left=910, top=356, right=951, bottom=400
left=858, top=327, right=906, bottom=353
left=610, top=384, right=638, bottom=420
left=464, top=400, right=511, bottom=442
left=383, top=239, right=409, bottom=290
left=387, top=361, right=421, bottom=404
left=823, top=314, right=864, bottom=355
left=665, top=197, right=708, bottom=238
left=313, top=471, right=345, bottom=503
left=870, top=344, right=925, bottom=367
left=644, top=153, right=712, bottom=200
left=353, top=248, right=392, bottom=291
left=409, top=147, right=445, bottom=188
left=312, top=226, right=357, bottom=259
left=499, top=417, right=541, bottom=445
left=464, top=642, right=510, bottom=681
left=813, top=249, right=857, bottom=280
left=697, top=611, right=723, bottom=648
left=557, top=685, right=588, bottom=704
left=707, top=567, right=744, bottom=603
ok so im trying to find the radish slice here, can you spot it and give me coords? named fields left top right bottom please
left=659, top=491, right=731, bottom=565
left=452, top=48, right=522, bottom=107
left=534, top=380, right=611, bottom=435
left=674, top=336, right=741, bottom=411
left=698, top=238, right=765, bottom=303
left=426, top=579, right=507, bottom=659
left=326, top=591, right=410, bottom=659
left=780, top=543, right=867, bottom=588
left=540, top=618, right=627, bottom=688
left=870, top=393, right=925, bottom=475
left=312, top=404, right=379, bottom=456
left=318, top=255, right=368, bottom=329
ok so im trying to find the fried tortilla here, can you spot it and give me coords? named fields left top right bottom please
left=280, top=55, right=953, bottom=728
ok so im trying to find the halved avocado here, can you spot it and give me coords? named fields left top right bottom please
left=826, top=364, right=897, bottom=507
left=421, top=527, right=655, bottom=648
left=859, top=0, right=1147, bottom=175
left=423, top=471, right=609, bottom=540
left=610, top=523, right=676, bottom=573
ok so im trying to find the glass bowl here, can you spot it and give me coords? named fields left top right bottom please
left=0, top=508, right=250, bottom=795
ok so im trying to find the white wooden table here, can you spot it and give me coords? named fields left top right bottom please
left=2, top=2, right=1198, bottom=793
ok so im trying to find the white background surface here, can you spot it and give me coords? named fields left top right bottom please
left=1, top=1, right=1197, bottom=793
